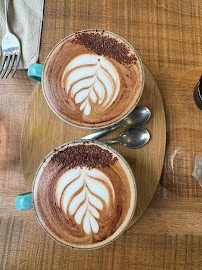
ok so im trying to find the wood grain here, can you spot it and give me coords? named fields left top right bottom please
left=20, top=65, right=166, bottom=228
left=1, top=0, right=202, bottom=269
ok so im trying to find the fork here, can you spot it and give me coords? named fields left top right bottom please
left=0, top=0, right=21, bottom=78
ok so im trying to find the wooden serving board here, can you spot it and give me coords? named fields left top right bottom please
left=20, top=65, right=166, bottom=227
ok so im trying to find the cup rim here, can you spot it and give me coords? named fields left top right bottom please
left=31, top=139, right=137, bottom=250
left=41, top=29, right=145, bottom=130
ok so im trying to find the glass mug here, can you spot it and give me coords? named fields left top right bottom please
left=27, top=29, right=144, bottom=129
left=16, top=140, right=137, bottom=250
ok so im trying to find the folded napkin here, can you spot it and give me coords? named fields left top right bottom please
left=0, top=0, right=44, bottom=69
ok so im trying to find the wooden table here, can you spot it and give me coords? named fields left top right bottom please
left=1, top=0, right=202, bottom=269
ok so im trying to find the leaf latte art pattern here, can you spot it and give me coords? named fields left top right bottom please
left=64, top=54, right=120, bottom=115
left=55, top=168, right=115, bottom=234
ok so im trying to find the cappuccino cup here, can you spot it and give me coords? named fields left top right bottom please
left=28, top=29, right=144, bottom=129
left=16, top=140, right=137, bottom=250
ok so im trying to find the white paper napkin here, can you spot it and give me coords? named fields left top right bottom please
left=0, top=0, right=44, bottom=69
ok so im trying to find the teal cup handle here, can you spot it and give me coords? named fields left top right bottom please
left=15, top=192, right=33, bottom=210
left=27, top=63, right=44, bottom=82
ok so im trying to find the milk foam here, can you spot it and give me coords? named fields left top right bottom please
left=63, top=54, right=120, bottom=115
left=55, top=167, right=115, bottom=234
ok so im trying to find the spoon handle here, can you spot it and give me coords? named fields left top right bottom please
left=99, top=138, right=119, bottom=144
left=82, top=126, right=114, bottom=140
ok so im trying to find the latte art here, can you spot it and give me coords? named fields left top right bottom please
left=33, top=140, right=136, bottom=249
left=43, top=30, right=143, bottom=128
left=55, top=168, right=115, bottom=234
left=63, top=54, right=120, bottom=116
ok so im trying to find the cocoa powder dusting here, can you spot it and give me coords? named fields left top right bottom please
left=72, top=32, right=137, bottom=65
left=50, top=144, right=118, bottom=169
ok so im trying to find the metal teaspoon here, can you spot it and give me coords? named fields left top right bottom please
left=99, top=127, right=150, bottom=148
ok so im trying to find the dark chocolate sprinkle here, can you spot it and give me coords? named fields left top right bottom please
left=50, top=144, right=118, bottom=169
left=72, top=32, right=137, bottom=65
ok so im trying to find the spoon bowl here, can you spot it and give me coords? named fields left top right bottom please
left=121, top=106, right=151, bottom=128
left=118, top=128, right=150, bottom=148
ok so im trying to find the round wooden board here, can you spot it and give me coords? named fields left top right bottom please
left=20, top=65, right=166, bottom=228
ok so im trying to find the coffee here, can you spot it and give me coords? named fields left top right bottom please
left=43, top=30, right=144, bottom=128
left=33, top=141, right=136, bottom=249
